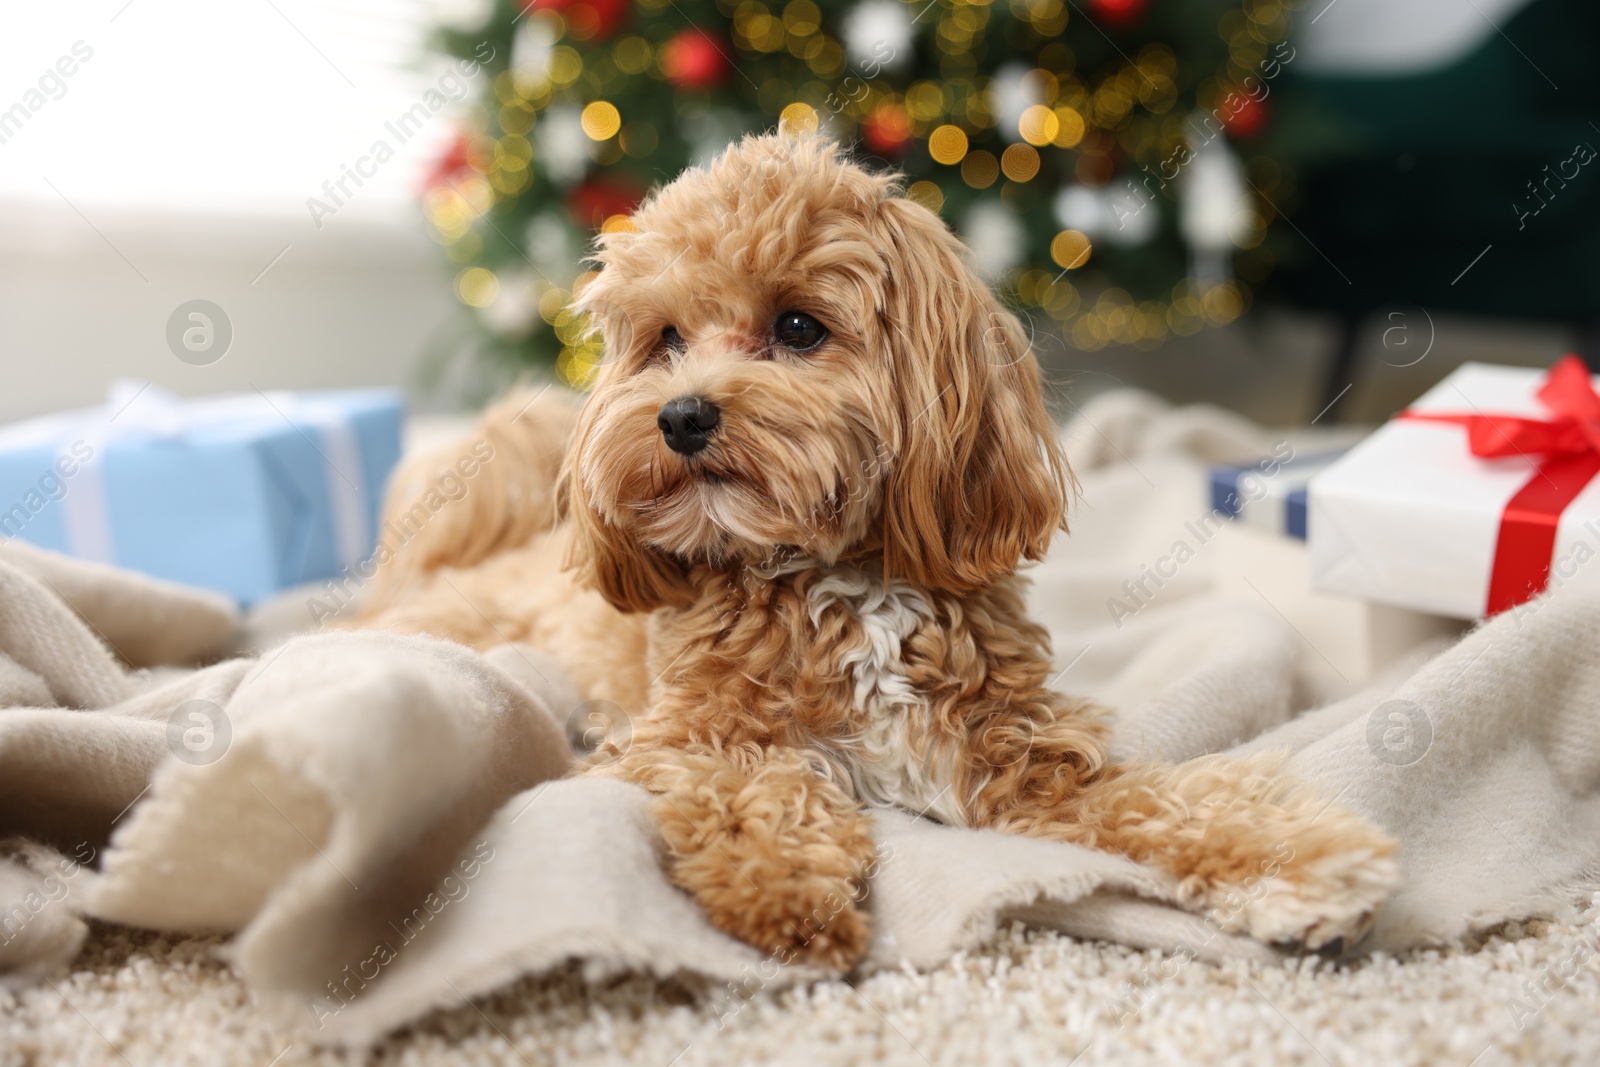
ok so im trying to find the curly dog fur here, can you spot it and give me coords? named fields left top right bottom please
left=358, top=132, right=1399, bottom=970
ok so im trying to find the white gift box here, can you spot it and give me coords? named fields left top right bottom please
left=1309, top=360, right=1600, bottom=619
left=1212, top=523, right=1463, bottom=698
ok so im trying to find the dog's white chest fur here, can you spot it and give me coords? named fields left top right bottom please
left=802, top=567, right=966, bottom=826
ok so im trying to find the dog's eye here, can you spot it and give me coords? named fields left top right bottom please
left=661, top=326, right=686, bottom=352
left=773, top=311, right=827, bottom=352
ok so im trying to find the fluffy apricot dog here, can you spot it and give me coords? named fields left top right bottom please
left=358, top=132, right=1398, bottom=970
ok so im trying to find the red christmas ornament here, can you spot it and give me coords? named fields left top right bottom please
left=663, top=29, right=731, bottom=89
left=566, top=174, right=645, bottom=229
left=520, top=0, right=628, bottom=40
left=1089, top=0, right=1147, bottom=27
left=425, top=130, right=474, bottom=190
left=1222, top=92, right=1269, bottom=139
left=862, top=105, right=911, bottom=156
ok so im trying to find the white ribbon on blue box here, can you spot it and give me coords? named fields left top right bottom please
left=1210, top=449, right=1346, bottom=541
left=0, top=382, right=404, bottom=605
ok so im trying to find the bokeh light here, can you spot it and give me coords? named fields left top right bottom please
left=581, top=101, right=622, bottom=140
left=1051, top=230, right=1092, bottom=270
left=928, top=124, right=969, bottom=165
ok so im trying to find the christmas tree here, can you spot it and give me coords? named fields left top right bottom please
left=431, top=0, right=1308, bottom=387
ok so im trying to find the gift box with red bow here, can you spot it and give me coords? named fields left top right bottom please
left=1309, top=357, right=1600, bottom=619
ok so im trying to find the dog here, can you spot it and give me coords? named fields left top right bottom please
left=358, top=132, right=1399, bottom=971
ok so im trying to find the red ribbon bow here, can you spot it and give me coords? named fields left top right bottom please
left=1400, top=355, right=1600, bottom=614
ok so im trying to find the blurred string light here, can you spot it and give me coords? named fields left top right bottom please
left=429, top=0, right=1302, bottom=380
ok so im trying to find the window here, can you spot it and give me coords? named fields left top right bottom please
left=0, top=1, right=481, bottom=219
left=0, top=2, right=496, bottom=423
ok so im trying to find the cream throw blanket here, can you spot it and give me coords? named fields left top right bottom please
left=3, top=390, right=1599, bottom=1047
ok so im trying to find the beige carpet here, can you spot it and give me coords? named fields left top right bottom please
left=4, top=896, right=1599, bottom=1066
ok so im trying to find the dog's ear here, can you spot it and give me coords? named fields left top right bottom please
left=872, top=195, right=1072, bottom=595
left=557, top=435, right=696, bottom=614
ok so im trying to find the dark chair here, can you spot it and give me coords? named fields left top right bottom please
left=1269, top=0, right=1600, bottom=418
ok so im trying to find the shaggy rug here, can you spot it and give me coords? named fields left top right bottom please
left=4, top=903, right=1599, bottom=1066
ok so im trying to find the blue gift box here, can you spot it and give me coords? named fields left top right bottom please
left=0, top=384, right=404, bottom=605
left=1210, top=449, right=1346, bottom=541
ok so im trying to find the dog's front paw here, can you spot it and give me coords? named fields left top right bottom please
left=647, top=760, right=877, bottom=972
left=690, top=868, right=871, bottom=971
left=1203, top=810, right=1400, bottom=951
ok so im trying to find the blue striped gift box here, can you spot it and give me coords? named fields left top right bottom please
left=1210, top=449, right=1347, bottom=541
left=0, top=386, right=404, bottom=605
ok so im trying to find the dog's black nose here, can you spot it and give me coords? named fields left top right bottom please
left=657, top=396, right=720, bottom=455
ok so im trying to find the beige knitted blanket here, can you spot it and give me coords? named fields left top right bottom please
left=3, top=391, right=1598, bottom=1047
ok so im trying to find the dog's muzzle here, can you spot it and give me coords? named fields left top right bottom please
left=657, top=396, right=720, bottom=456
